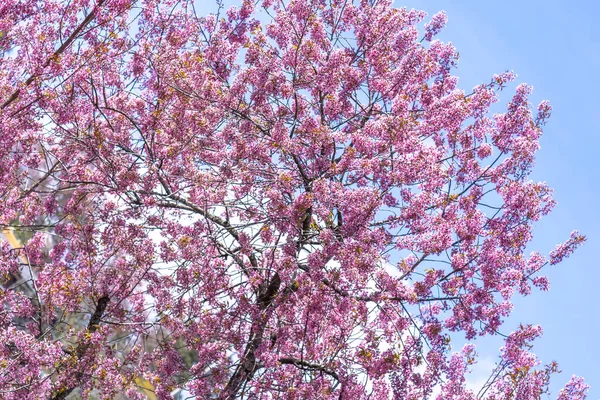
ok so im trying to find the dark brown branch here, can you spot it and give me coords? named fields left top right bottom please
left=51, top=295, right=110, bottom=400
left=279, top=357, right=340, bottom=381
left=257, top=273, right=281, bottom=309
left=219, top=273, right=281, bottom=400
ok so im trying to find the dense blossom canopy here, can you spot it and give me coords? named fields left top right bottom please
left=0, top=0, right=587, bottom=398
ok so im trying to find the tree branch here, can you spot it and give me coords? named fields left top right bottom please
left=1, top=0, right=107, bottom=110
left=278, top=357, right=340, bottom=381
left=51, top=295, right=110, bottom=400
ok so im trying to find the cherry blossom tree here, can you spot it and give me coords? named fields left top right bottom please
left=0, top=0, right=588, bottom=398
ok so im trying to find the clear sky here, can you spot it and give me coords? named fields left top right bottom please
left=203, top=0, right=599, bottom=396
left=397, top=0, right=600, bottom=397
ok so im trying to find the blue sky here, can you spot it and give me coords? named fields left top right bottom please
left=203, top=0, right=599, bottom=396
left=398, top=0, right=600, bottom=397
